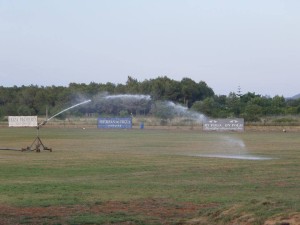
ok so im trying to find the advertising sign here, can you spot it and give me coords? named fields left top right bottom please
left=8, top=116, right=38, bottom=127
left=98, top=117, right=132, bottom=129
left=203, top=118, right=244, bottom=131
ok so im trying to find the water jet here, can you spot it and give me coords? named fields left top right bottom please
left=24, top=99, right=91, bottom=152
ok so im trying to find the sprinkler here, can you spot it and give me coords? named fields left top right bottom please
left=22, top=124, right=52, bottom=152
left=22, top=99, right=91, bottom=152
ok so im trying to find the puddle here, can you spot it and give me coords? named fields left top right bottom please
left=184, top=154, right=274, bottom=160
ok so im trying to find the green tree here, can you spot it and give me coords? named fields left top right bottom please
left=150, top=77, right=166, bottom=100
left=225, top=92, right=241, bottom=117
left=180, top=78, right=199, bottom=107
left=243, top=103, right=263, bottom=121
left=197, top=81, right=214, bottom=100
left=268, top=95, right=285, bottom=115
left=192, top=97, right=215, bottom=117
left=126, top=76, right=140, bottom=93
left=151, top=101, right=175, bottom=120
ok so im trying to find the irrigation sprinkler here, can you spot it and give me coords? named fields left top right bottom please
left=22, top=124, right=52, bottom=152
left=22, top=99, right=91, bottom=152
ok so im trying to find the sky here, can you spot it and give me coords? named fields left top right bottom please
left=0, top=0, right=299, bottom=97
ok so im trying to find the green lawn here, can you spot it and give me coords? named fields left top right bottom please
left=0, top=127, right=299, bottom=224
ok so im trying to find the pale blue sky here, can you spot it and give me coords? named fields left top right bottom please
left=0, top=0, right=299, bottom=97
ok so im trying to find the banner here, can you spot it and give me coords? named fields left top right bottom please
left=203, top=118, right=244, bottom=131
left=8, top=116, right=38, bottom=127
left=98, top=117, right=132, bottom=129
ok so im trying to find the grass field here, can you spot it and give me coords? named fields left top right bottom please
left=0, top=126, right=299, bottom=224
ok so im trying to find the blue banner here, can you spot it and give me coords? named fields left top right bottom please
left=98, top=117, right=132, bottom=129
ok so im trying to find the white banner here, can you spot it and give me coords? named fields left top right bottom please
left=8, top=116, right=38, bottom=127
left=203, top=118, right=244, bottom=131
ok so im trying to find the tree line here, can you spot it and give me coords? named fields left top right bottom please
left=1, top=76, right=300, bottom=122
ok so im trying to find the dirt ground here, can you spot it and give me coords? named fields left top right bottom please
left=264, top=214, right=300, bottom=225
left=0, top=199, right=218, bottom=225
left=1, top=199, right=299, bottom=225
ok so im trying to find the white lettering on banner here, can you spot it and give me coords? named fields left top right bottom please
left=98, top=117, right=132, bottom=129
left=203, top=118, right=244, bottom=131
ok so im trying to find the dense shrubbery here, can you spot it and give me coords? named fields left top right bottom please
left=1, top=76, right=300, bottom=122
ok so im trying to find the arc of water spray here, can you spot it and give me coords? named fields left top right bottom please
left=38, top=99, right=91, bottom=127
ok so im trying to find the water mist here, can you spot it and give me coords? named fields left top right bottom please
left=94, top=93, right=272, bottom=160
left=39, top=99, right=91, bottom=127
